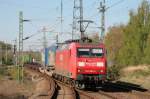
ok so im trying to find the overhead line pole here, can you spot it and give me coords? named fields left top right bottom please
left=56, top=0, right=63, bottom=47
left=99, top=0, right=106, bottom=41
left=72, top=0, right=75, bottom=40
left=61, top=0, right=63, bottom=35
left=98, top=0, right=125, bottom=41
left=18, top=11, right=30, bottom=83
left=13, top=39, right=17, bottom=66
left=73, top=0, right=93, bottom=40
left=42, top=27, right=47, bottom=68
left=79, top=0, right=84, bottom=39
left=18, top=11, right=23, bottom=83
left=5, top=41, right=8, bottom=64
left=0, top=44, right=2, bottom=65
left=72, top=0, right=80, bottom=40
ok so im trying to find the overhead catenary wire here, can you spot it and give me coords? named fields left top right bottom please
left=0, top=0, right=58, bottom=11
left=85, top=0, right=126, bottom=22
left=106, top=0, right=125, bottom=10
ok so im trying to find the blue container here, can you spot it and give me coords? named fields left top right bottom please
left=41, top=44, right=57, bottom=67
left=44, top=48, right=49, bottom=66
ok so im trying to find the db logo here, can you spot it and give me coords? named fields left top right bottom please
left=86, top=62, right=96, bottom=66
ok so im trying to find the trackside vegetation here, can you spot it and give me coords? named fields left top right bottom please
left=105, top=0, right=150, bottom=67
left=100, top=0, right=150, bottom=81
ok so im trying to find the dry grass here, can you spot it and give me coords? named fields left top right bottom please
left=122, top=65, right=149, bottom=74
left=0, top=66, right=36, bottom=99
left=120, top=65, right=150, bottom=89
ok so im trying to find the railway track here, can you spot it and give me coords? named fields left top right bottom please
left=47, top=76, right=56, bottom=99
left=55, top=80, right=76, bottom=99
left=25, top=64, right=98, bottom=99
left=25, top=64, right=150, bottom=99
left=25, top=64, right=77, bottom=99
left=54, top=80, right=118, bottom=99
left=76, top=89, right=95, bottom=99
left=25, top=65, right=57, bottom=99
left=54, top=80, right=121, bottom=99
left=30, top=76, right=56, bottom=99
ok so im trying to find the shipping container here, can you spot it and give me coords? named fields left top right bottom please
left=41, top=44, right=57, bottom=67
left=41, top=48, right=49, bottom=66
left=48, top=45, right=57, bottom=66
left=23, top=54, right=32, bottom=63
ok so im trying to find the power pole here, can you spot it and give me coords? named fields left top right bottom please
left=99, top=0, right=106, bottom=41
left=42, top=27, right=47, bottom=68
left=79, top=0, right=84, bottom=39
left=18, top=11, right=30, bottom=83
left=98, top=0, right=125, bottom=41
left=43, top=27, right=47, bottom=50
left=0, top=44, right=2, bottom=65
left=72, top=0, right=85, bottom=39
left=13, top=39, right=17, bottom=66
left=5, top=42, right=8, bottom=64
left=18, top=11, right=24, bottom=83
left=61, top=0, right=63, bottom=35
left=56, top=34, right=58, bottom=47
left=72, top=0, right=80, bottom=39
left=73, top=0, right=93, bottom=39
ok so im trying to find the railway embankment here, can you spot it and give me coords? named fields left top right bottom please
left=0, top=65, right=35, bottom=99
left=119, top=65, right=150, bottom=90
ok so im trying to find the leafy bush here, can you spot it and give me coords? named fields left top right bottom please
left=0, top=68, right=5, bottom=75
left=7, top=67, right=18, bottom=80
left=107, top=65, right=121, bottom=81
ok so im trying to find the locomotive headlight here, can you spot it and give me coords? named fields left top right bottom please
left=100, top=70, right=104, bottom=72
left=78, top=62, right=85, bottom=66
left=97, top=62, right=104, bottom=67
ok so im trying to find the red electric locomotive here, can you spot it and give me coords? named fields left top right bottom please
left=53, top=38, right=107, bottom=88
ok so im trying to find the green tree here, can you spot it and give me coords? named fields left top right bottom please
left=117, top=0, right=150, bottom=66
left=105, top=25, right=124, bottom=66
left=105, top=0, right=150, bottom=67
left=143, top=34, right=150, bottom=64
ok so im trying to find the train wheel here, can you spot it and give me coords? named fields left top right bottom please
left=78, top=84, right=85, bottom=89
left=70, top=80, right=75, bottom=87
left=75, top=81, right=85, bottom=89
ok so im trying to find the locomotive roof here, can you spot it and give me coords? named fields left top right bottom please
left=57, top=37, right=104, bottom=46
left=64, top=37, right=92, bottom=44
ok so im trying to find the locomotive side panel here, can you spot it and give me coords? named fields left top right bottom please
left=55, top=51, right=61, bottom=75
left=55, top=49, right=71, bottom=78
left=68, top=43, right=77, bottom=79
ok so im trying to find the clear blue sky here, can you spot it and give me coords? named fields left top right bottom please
left=0, top=0, right=142, bottom=50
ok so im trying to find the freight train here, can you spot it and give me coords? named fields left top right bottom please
left=41, top=38, right=107, bottom=88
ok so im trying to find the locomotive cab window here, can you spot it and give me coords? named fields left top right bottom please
left=91, top=48, right=103, bottom=57
left=77, top=48, right=104, bottom=57
left=77, top=48, right=90, bottom=57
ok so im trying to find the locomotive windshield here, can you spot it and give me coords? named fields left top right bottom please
left=77, top=48, right=103, bottom=57
left=77, top=48, right=90, bottom=57
left=91, top=48, right=103, bottom=57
